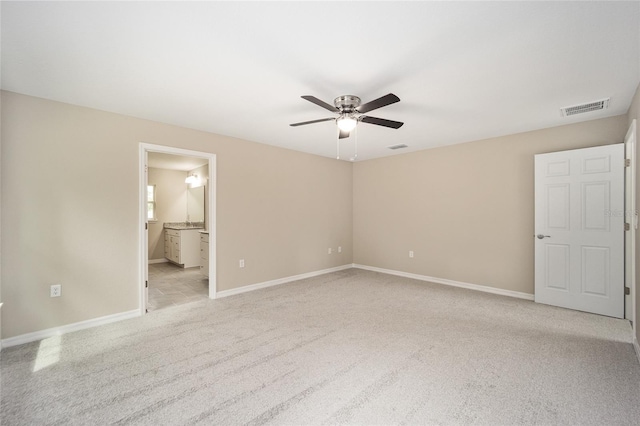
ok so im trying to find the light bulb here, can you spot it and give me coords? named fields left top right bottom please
left=337, top=116, right=357, bottom=132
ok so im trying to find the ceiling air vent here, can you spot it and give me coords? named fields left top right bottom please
left=388, top=144, right=408, bottom=150
left=560, top=98, right=609, bottom=117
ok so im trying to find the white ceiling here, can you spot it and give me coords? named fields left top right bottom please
left=147, top=152, right=208, bottom=172
left=2, top=2, right=639, bottom=161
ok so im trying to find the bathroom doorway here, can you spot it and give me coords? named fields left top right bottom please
left=139, top=144, right=217, bottom=314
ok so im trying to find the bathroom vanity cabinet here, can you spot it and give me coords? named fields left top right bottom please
left=164, top=228, right=201, bottom=268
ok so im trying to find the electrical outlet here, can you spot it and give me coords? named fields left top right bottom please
left=328, top=248, right=332, bottom=255
left=239, top=259, right=245, bottom=268
left=409, top=251, right=414, bottom=258
left=50, top=284, right=61, bottom=298
left=338, top=246, right=342, bottom=253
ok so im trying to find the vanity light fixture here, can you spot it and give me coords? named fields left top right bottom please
left=185, top=174, right=198, bottom=184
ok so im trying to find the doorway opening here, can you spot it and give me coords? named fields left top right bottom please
left=139, top=143, right=217, bottom=315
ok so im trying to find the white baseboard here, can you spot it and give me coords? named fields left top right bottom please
left=215, top=264, right=353, bottom=299
left=353, top=264, right=535, bottom=301
left=149, top=258, right=168, bottom=264
left=1, top=309, right=141, bottom=349
left=634, top=336, right=640, bottom=365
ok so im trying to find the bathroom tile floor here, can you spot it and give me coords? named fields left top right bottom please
left=147, top=262, right=209, bottom=311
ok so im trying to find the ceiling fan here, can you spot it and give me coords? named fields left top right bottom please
left=290, top=93, right=403, bottom=139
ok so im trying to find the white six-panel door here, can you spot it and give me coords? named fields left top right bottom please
left=534, top=144, right=624, bottom=318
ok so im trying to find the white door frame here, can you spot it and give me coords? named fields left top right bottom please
left=139, top=143, right=217, bottom=315
left=625, top=119, right=637, bottom=329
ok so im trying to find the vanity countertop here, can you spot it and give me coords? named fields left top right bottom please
left=199, top=230, right=209, bottom=235
left=163, top=222, right=204, bottom=230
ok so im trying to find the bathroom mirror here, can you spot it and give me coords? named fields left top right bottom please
left=187, top=186, right=205, bottom=222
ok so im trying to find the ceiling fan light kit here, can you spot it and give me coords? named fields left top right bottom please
left=337, top=116, right=357, bottom=132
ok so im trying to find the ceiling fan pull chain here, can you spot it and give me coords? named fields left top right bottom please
left=336, top=126, right=340, bottom=160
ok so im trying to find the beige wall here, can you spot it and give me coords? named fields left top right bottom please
left=147, top=167, right=189, bottom=261
left=0, top=91, right=353, bottom=339
left=1, top=88, right=634, bottom=342
left=630, top=82, right=640, bottom=345
left=353, top=115, right=628, bottom=295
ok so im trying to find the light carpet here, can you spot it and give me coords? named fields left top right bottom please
left=2, top=269, right=639, bottom=425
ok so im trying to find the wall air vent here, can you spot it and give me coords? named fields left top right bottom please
left=388, top=144, right=408, bottom=150
left=560, top=98, right=609, bottom=117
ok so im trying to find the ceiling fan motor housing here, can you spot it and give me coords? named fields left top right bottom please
left=334, top=95, right=361, bottom=113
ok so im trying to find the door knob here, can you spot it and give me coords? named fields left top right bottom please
left=536, top=234, right=551, bottom=239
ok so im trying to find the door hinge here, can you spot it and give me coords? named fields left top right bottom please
left=625, top=223, right=631, bottom=231
left=625, top=158, right=631, bottom=167
left=145, top=223, right=148, bottom=230
left=145, top=280, right=148, bottom=288
left=625, top=286, right=630, bottom=295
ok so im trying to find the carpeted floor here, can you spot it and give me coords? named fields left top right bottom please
left=2, top=269, right=639, bottom=425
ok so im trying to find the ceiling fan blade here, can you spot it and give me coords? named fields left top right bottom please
left=339, top=129, right=350, bottom=139
left=290, top=117, right=335, bottom=127
left=356, top=93, right=400, bottom=114
left=360, top=115, right=404, bottom=129
left=301, top=95, right=339, bottom=112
